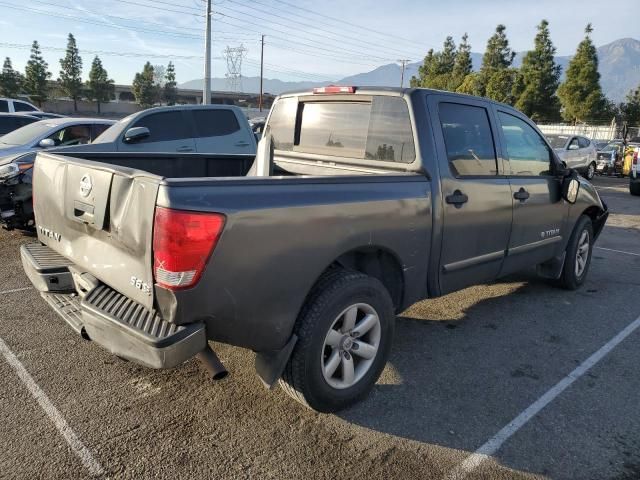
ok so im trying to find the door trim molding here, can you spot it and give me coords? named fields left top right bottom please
left=508, top=235, right=563, bottom=256
left=442, top=250, right=504, bottom=273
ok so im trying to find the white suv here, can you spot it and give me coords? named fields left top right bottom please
left=0, top=98, right=41, bottom=114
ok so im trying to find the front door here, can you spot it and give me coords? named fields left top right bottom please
left=430, top=97, right=513, bottom=295
left=494, top=109, right=569, bottom=275
left=119, top=110, right=196, bottom=153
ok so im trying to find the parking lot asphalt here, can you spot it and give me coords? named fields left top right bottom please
left=0, top=176, right=639, bottom=480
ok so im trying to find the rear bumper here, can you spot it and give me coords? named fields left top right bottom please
left=21, top=243, right=206, bottom=369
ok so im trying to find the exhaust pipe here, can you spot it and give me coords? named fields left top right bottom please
left=197, top=345, right=228, bottom=380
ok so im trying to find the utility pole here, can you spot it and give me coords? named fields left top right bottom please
left=259, top=35, right=265, bottom=112
left=398, top=59, right=410, bottom=88
left=203, top=0, right=212, bottom=104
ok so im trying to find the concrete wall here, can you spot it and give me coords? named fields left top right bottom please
left=42, top=99, right=140, bottom=119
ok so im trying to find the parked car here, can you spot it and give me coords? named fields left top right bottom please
left=0, top=118, right=114, bottom=158
left=546, top=134, right=598, bottom=179
left=21, top=87, right=608, bottom=412
left=55, top=105, right=257, bottom=155
left=249, top=116, right=266, bottom=139
left=23, top=112, right=66, bottom=120
left=595, top=139, right=625, bottom=176
left=0, top=97, right=40, bottom=113
left=0, top=113, right=40, bottom=136
left=630, top=146, right=640, bottom=195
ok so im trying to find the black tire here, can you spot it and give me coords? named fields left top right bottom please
left=557, top=215, right=594, bottom=290
left=630, top=181, right=640, bottom=196
left=586, top=162, right=596, bottom=180
left=279, top=269, right=395, bottom=412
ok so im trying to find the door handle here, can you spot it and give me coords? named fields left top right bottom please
left=445, top=190, right=468, bottom=208
left=513, top=187, right=530, bottom=202
left=176, top=146, right=194, bottom=152
left=235, top=141, right=251, bottom=147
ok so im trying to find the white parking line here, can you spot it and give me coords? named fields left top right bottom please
left=0, top=336, right=104, bottom=476
left=0, top=287, right=32, bottom=295
left=446, top=314, right=640, bottom=480
left=596, top=246, right=640, bottom=257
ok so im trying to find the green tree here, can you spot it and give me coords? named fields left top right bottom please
left=450, top=33, right=473, bottom=91
left=620, top=84, right=640, bottom=125
left=410, top=49, right=435, bottom=88
left=456, top=72, right=482, bottom=95
left=0, top=57, right=24, bottom=97
left=515, top=20, right=562, bottom=121
left=86, top=56, right=114, bottom=114
left=59, top=33, right=83, bottom=111
left=410, top=37, right=458, bottom=90
left=478, top=25, right=516, bottom=97
left=24, top=41, right=51, bottom=107
left=485, top=68, right=521, bottom=105
left=132, top=62, right=156, bottom=108
left=163, top=61, right=178, bottom=105
left=557, top=24, right=607, bottom=123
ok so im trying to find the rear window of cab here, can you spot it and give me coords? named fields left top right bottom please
left=269, top=96, right=416, bottom=163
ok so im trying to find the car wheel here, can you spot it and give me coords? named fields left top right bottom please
left=586, top=162, right=596, bottom=180
left=279, top=269, right=394, bottom=412
left=557, top=215, right=594, bottom=290
left=630, top=181, right=640, bottom=196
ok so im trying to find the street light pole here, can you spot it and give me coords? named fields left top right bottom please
left=398, top=59, right=410, bottom=88
left=203, top=0, right=212, bottom=104
left=259, top=34, right=265, bottom=112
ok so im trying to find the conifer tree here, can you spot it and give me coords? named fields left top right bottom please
left=86, top=56, right=114, bottom=114
left=59, top=33, right=83, bottom=111
left=24, top=41, right=51, bottom=107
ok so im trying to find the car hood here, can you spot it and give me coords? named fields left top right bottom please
left=0, top=145, right=32, bottom=162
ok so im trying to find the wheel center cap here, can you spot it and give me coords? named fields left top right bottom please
left=341, top=336, right=354, bottom=351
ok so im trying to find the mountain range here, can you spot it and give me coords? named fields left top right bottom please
left=180, top=38, right=640, bottom=103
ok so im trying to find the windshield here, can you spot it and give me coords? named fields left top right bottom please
left=0, top=121, right=53, bottom=146
left=92, top=115, right=132, bottom=143
left=546, top=135, right=569, bottom=149
left=601, top=142, right=622, bottom=152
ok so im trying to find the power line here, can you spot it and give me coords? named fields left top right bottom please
left=107, top=0, right=203, bottom=17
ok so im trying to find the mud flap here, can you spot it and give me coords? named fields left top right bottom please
left=255, top=334, right=298, bottom=389
left=536, top=252, right=566, bottom=280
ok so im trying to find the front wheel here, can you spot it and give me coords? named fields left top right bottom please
left=630, top=181, right=640, bottom=196
left=557, top=215, right=594, bottom=290
left=586, top=162, right=596, bottom=180
left=279, top=270, right=394, bottom=412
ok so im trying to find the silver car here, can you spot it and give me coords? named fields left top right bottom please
left=546, top=134, right=598, bottom=179
left=0, top=117, right=114, bottom=159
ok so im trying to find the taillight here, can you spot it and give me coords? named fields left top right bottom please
left=633, top=152, right=638, bottom=165
left=153, top=207, right=225, bottom=290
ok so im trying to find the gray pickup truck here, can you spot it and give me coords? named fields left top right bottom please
left=22, top=87, right=608, bottom=412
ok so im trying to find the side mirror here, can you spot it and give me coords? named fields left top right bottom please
left=38, top=138, right=55, bottom=148
left=562, top=173, right=580, bottom=204
left=123, top=126, right=150, bottom=143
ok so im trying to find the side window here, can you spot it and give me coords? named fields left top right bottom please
left=0, top=100, right=8, bottom=112
left=365, top=96, right=415, bottom=162
left=47, top=125, right=91, bottom=146
left=498, top=112, right=553, bottom=176
left=14, top=101, right=37, bottom=112
left=578, top=137, right=590, bottom=149
left=91, top=124, right=110, bottom=140
left=568, top=137, right=580, bottom=150
left=438, top=102, right=497, bottom=176
left=130, top=111, right=191, bottom=143
left=192, top=109, right=241, bottom=137
left=0, top=118, right=16, bottom=134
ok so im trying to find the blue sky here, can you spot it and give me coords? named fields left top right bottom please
left=0, top=0, right=636, bottom=86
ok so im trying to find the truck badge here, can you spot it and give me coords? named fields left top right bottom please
left=80, top=174, right=93, bottom=198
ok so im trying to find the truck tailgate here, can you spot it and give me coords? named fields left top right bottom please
left=33, top=152, right=161, bottom=310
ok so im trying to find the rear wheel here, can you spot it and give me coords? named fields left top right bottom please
left=557, top=215, right=593, bottom=290
left=630, top=181, right=640, bottom=196
left=279, top=270, right=394, bottom=412
left=586, top=162, right=596, bottom=180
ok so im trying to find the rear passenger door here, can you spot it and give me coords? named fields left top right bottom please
left=191, top=108, right=255, bottom=154
left=119, top=110, right=195, bottom=152
left=430, top=96, right=513, bottom=294
left=495, top=109, right=568, bottom=275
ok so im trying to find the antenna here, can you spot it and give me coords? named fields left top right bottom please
left=223, top=44, right=248, bottom=92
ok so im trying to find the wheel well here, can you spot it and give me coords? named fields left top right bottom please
left=331, top=247, right=405, bottom=311
left=582, top=206, right=601, bottom=223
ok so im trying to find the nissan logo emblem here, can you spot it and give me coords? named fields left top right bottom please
left=80, top=174, right=93, bottom=198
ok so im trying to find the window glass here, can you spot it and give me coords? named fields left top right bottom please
left=498, top=112, right=552, bottom=176
left=578, top=137, right=590, bottom=148
left=0, top=121, right=51, bottom=146
left=568, top=137, right=580, bottom=150
left=46, top=125, right=91, bottom=146
left=546, top=135, right=569, bottom=149
left=0, top=100, right=8, bottom=112
left=365, top=96, right=415, bottom=162
left=0, top=118, right=19, bottom=135
left=438, top=102, right=497, bottom=176
left=298, top=102, right=371, bottom=158
left=14, top=101, right=37, bottom=112
left=193, top=109, right=240, bottom=137
left=92, top=124, right=111, bottom=140
left=268, top=97, right=297, bottom=151
left=130, top=111, right=191, bottom=143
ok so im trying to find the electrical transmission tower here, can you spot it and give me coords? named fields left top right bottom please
left=223, top=44, right=247, bottom=92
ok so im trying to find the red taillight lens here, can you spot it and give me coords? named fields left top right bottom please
left=633, top=152, right=638, bottom=165
left=153, top=207, right=225, bottom=290
left=313, top=86, right=356, bottom=94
